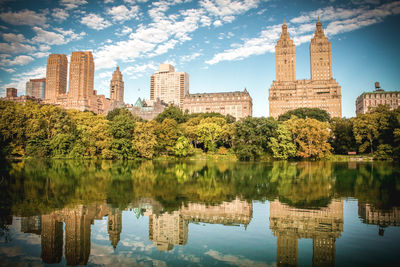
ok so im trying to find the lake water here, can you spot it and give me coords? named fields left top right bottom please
left=1, top=160, right=400, bottom=266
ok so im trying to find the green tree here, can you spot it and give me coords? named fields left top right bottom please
left=155, top=106, right=187, bottom=123
left=268, top=124, right=297, bottom=159
left=353, top=112, right=380, bottom=154
left=233, top=117, right=278, bottom=160
left=329, top=117, right=357, bottom=154
left=278, top=107, right=331, bottom=122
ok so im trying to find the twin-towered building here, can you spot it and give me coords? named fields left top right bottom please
left=269, top=19, right=342, bottom=118
left=44, top=51, right=124, bottom=114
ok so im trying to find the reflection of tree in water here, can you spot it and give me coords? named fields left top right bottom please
left=269, top=161, right=335, bottom=208
left=3, top=160, right=400, bottom=217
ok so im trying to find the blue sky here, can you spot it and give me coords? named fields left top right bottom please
left=0, top=0, right=399, bottom=118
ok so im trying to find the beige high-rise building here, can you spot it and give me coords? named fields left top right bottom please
left=150, top=64, right=189, bottom=107
left=26, top=78, right=46, bottom=99
left=269, top=19, right=342, bottom=119
left=45, top=54, right=68, bottom=103
left=110, top=66, right=124, bottom=106
left=68, top=51, right=94, bottom=109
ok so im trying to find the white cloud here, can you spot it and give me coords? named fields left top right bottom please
left=213, top=19, right=222, bottom=27
left=31, top=51, right=50, bottom=58
left=2, top=33, right=27, bottom=43
left=0, top=9, right=47, bottom=26
left=81, top=13, right=112, bottom=30
left=95, top=5, right=205, bottom=69
left=0, top=55, right=34, bottom=66
left=123, top=62, right=157, bottom=79
left=180, top=52, right=202, bottom=62
left=52, top=8, right=69, bottom=22
left=207, top=1, right=400, bottom=65
left=31, top=27, right=65, bottom=45
left=0, top=42, right=35, bottom=54
left=107, top=5, right=139, bottom=22
left=1, top=67, right=15, bottom=73
left=104, top=0, right=114, bottom=3
left=61, top=0, right=88, bottom=10
left=97, top=71, right=112, bottom=79
left=200, top=0, right=260, bottom=25
left=116, top=25, right=133, bottom=36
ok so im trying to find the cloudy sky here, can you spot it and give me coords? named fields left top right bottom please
left=0, top=0, right=399, bottom=117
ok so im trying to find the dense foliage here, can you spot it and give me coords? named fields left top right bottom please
left=1, top=100, right=399, bottom=160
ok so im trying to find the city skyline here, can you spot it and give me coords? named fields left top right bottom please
left=0, top=0, right=400, bottom=117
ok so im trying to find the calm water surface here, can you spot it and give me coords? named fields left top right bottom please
left=1, top=160, right=400, bottom=266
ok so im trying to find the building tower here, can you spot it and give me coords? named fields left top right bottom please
left=150, top=64, right=189, bottom=107
left=68, top=51, right=94, bottom=104
left=275, top=20, right=296, bottom=82
left=310, top=18, right=332, bottom=81
left=45, top=54, right=68, bottom=103
left=110, top=66, right=124, bottom=106
left=26, top=78, right=46, bottom=99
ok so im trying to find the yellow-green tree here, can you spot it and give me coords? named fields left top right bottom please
left=132, top=121, right=157, bottom=158
left=285, top=116, right=332, bottom=159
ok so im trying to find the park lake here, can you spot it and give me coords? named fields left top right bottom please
left=1, top=160, right=400, bottom=266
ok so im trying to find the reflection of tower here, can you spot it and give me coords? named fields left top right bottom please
left=108, top=208, right=122, bottom=249
left=270, top=199, right=343, bottom=267
left=149, top=211, right=188, bottom=251
left=358, top=203, right=400, bottom=236
left=64, top=205, right=92, bottom=266
left=41, top=214, right=63, bottom=264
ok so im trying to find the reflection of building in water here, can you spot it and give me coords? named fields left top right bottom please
left=41, top=214, right=63, bottom=264
left=270, top=199, right=343, bottom=267
left=20, top=216, right=41, bottom=235
left=180, top=198, right=253, bottom=226
left=148, top=198, right=252, bottom=251
left=21, top=203, right=116, bottom=265
left=149, top=211, right=188, bottom=251
left=358, top=203, right=400, bottom=236
left=108, top=208, right=122, bottom=249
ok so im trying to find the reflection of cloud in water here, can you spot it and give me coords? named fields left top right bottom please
left=89, top=243, right=167, bottom=266
left=205, top=249, right=275, bottom=267
left=120, top=239, right=154, bottom=252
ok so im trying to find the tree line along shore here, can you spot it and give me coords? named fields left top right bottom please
left=1, top=100, right=399, bottom=161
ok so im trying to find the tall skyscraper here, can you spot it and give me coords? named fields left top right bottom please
left=110, top=66, right=124, bottom=106
left=150, top=64, right=189, bottom=107
left=275, top=20, right=296, bottom=82
left=26, top=78, right=46, bottom=99
left=45, top=54, right=68, bottom=103
left=268, top=19, right=342, bottom=118
left=68, top=51, right=94, bottom=104
left=310, top=18, right=333, bottom=81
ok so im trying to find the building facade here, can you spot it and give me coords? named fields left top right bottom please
left=6, top=87, right=17, bottom=98
left=355, top=82, right=400, bottom=115
left=131, top=97, right=167, bottom=121
left=42, top=52, right=118, bottom=114
left=67, top=51, right=95, bottom=110
left=26, top=78, right=46, bottom=99
left=45, top=54, right=68, bottom=103
left=110, top=66, right=124, bottom=107
left=268, top=19, right=342, bottom=119
left=182, top=89, right=252, bottom=119
left=150, top=64, right=189, bottom=107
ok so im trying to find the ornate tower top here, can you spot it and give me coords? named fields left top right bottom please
left=314, top=17, right=326, bottom=38
left=110, top=66, right=124, bottom=106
